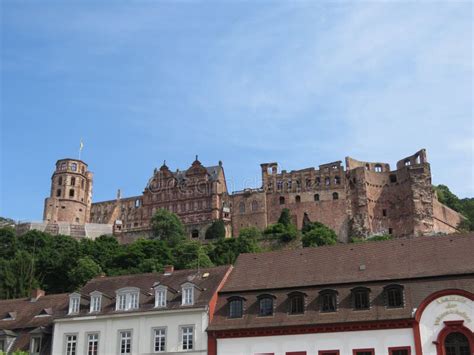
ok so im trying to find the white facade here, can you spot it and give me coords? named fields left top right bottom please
left=52, top=307, right=209, bottom=355
left=216, top=328, right=414, bottom=355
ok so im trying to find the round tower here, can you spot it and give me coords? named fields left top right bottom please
left=43, top=158, right=93, bottom=224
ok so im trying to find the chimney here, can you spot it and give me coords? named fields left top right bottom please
left=30, top=289, right=45, bottom=302
left=164, top=265, right=174, bottom=276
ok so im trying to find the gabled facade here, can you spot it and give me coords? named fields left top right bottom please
left=52, top=265, right=232, bottom=355
left=208, top=234, right=474, bottom=355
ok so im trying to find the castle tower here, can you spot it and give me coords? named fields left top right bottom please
left=43, top=158, right=93, bottom=224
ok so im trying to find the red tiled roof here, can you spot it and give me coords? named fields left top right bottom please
left=222, top=234, right=474, bottom=292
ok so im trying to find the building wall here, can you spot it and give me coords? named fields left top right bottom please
left=52, top=309, right=209, bottom=355
left=216, top=328, right=415, bottom=355
left=432, top=199, right=463, bottom=234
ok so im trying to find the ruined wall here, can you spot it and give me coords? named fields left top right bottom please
left=432, top=199, right=463, bottom=234
left=231, top=189, right=268, bottom=236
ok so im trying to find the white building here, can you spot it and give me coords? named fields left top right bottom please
left=208, top=234, right=474, bottom=355
left=52, top=265, right=231, bottom=355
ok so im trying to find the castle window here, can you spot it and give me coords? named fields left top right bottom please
left=389, top=228, right=393, bottom=234
left=314, top=194, right=320, bottom=202
left=325, top=177, right=330, bottom=186
left=332, top=192, right=339, bottom=200
left=279, top=196, right=285, bottom=205
left=365, top=164, right=370, bottom=170
left=319, top=289, right=338, bottom=312
left=315, top=177, right=321, bottom=185
left=334, top=176, right=341, bottom=184
left=277, top=181, right=283, bottom=190
left=81, top=179, right=84, bottom=188
left=69, top=189, right=75, bottom=197
left=71, top=163, right=77, bottom=171
left=287, top=180, right=292, bottom=190
left=251, top=200, right=258, bottom=211
left=384, top=284, right=404, bottom=308
left=383, top=209, right=387, bottom=217
left=60, top=162, right=66, bottom=170
left=352, top=287, right=370, bottom=310
left=306, top=179, right=311, bottom=187
left=239, top=202, right=245, bottom=214
left=135, top=199, right=140, bottom=208
left=258, top=295, right=275, bottom=316
left=191, top=230, right=199, bottom=238
left=58, top=177, right=63, bottom=185
left=71, top=177, right=76, bottom=186
left=75, top=217, right=79, bottom=223
left=228, top=297, right=244, bottom=318
left=390, top=174, right=397, bottom=183
left=81, top=166, right=85, bottom=174
left=404, top=160, right=411, bottom=166
left=374, top=164, right=382, bottom=172
left=56, top=189, right=62, bottom=197
left=296, top=180, right=301, bottom=189
left=288, top=292, right=305, bottom=315
left=295, top=195, right=301, bottom=203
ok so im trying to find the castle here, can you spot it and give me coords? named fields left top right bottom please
left=27, top=149, right=463, bottom=242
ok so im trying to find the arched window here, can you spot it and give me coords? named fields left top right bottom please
left=332, top=192, right=339, bottom=200
left=352, top=287, right=370, bottom=310
left=296, top=180, right=301, bottom=189
left=374, top=164, right=382, bottom=172
left=319, top=289, right=338, bottom=312
left=295, top=195, right=301, bottom=203
left=288, top=292, right=305, bottom=315
left=71, top=177, right=76, bottom=186
left=315, top=177, right=321, bottom=186
left=389, top=174, right=397, bottom=183
left=239, top=202, right=245, bottom=214
left=279, top=196, right=285, bottom=205
left=258, top=295, right=275, bottom=317
left=58, top=177, right=63, bottom=185
left=334, top=176, right=341, bottom=184
left=306, top=179, right=311, bottom=187
left=404, top=160, right=411, bottom=166
left=365, top=164, right=370, bottom=170
left=69, top=189, right=75, bottom=197
left=228, top=297, right=245, bottom=319
left=384, top=284, right=404, bottom=308
left=81, top=179, right=85, bottom=188
left=191, top=230, right=199, bottom=238
left=444, top=332, right=470, bottom=355
left=277, top=181, right=283, bottom=190
left=314, top=194, right=320, bottom=202
left=56, top=189, right=62, bottom=197
left=325, top=177, right=330, bottom=186
left=71, top=163, right=77, bottom=171
left=251, top=200, right=258, bottom=212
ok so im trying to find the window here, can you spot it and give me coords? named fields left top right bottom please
left=87, top=333, right=99, bottom=355
left=181, top=326, right=193, bottom=350
left=279, top=196, right=285, bottom=205
left=352, top=349, right=374, bottom=355
left=69, top=189, right=75, bottom=197
left=65, top=335, right=77, bottom=355
left=81, top=179, right=85, bottom=188
left=404, top=160, right=411, bottom=166
left=239, top=202, right=246, bottom=213
left=385, top=285, right=404, bottom=308
left=320, top=289, right=338, bottom=312
left=153, top=328, right=166, bottom=352
left=191, top=230, right=199, bottom=239
left=119, top=331, right=132, bottom=355
left=445, top=333, right=469, bottom=355
left=58, top=177, right=63, bottom=185
left=365, top=164, right=370, bottom=170
left=258, top=295, right=274, bottom=316
left=288, top=293, right=304, bottom=314
left=252, top=200, right=258, bottom=211
left=71, top=177, right=76, bottom=186
left=277, top=181, right=283, bottom=190
left=71, top=163, right=77, bottom=171
left=116, top=289, right=139, bottom=311
left=135, top=199, right=140, bottom=208
left=325, top=177, right=330, bottom=186
left=228, top=297, right=244, bottom=318
left=314, top=194, right=320, bottom=202
left=295, top=195, right=301, bottom=203
left=319, top=352, right=340, bottom=355
left=306, top=179, right=311, bottom=187
left=383, top=209, right=387, bottom=217
left=90, top=294, right=101, bottom=312
left=30, top=336, right=41, bottom=355
left=60, top=162, right=67, bottom=170
left=56, top=189, right=62, bottom=197
left=374, top=164, right=382, bottom=172
left=68, top=295, right=80, bottom=314
left=388, top=347, right=411, bottom=355
left=389, top=228, right=393, bottom=235
left=352, top=287, right=370, bottom=310
left=155, top=287, right=167, bottom=308
left=315, top=177, right=321, bottom=185
left=390, top=174, right=397, bottom=183
left=332, top=192, right=339, bottom=200
left=182, top=286, right=194, bottom=305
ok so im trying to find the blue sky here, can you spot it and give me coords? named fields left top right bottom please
left=1, top=1, right=472, bottom=221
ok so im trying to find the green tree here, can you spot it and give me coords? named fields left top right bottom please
left=207, top=228, right=261, bottom=265
left=0, top=250, right=39, bottom=299
left=0, top=227, right=17, bottom=259
left=151, top=209, right=186, bottom=245
left=174, top=240, right=213, bottom=269
left=264, top=209, right=298, bottom=243
left=278, top=208, right=292, bottom=226
left=68, top=257, right=103, bottom=289
left=205, top=220, right=226, bottom=240
left=301, top=221, right=338, bottom=247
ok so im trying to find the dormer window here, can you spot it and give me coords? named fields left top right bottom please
left=257, top=294, right=275, bottom=317
left=154, top=286, right=167, bottom=308
left=319, top=289, right=338, bottom=312
left=90, top=292, right=102, bottom=313
left=115, top=288, right=140, bottom=311
left=68, top=293, right=81, bottom=314
left=352, top=287, right=371, bottom=310
left=288, top=292, right=305, bottom=315
left=228, top=297, right=245, bottom=318
left=182, top=286, right=194, bottom=306
left=384, top=284, right=404, bottom=308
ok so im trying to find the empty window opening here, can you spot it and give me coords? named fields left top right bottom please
left=71, top=163, right=77, bottom=171
left=334, top=176, right=341, bottom=185
left=374, top=164, right=382, bottom=173
left=314, top=194, right=320, bottom=202
left=295, top=195, right=301, bottom=203
left=58, top=177, right=63, bottom=185
left=365, top=164, right=370, bottom=171
left=135, top=199, right=140, bottom=208
left=306, top=179, right=311, bottom=187
left=315, top=177, right=321, bottom=185
left=279, top=196, right=285, bottom=205
left=325, top=177, right=330, bottom=186
left=389, top=174, right=397, bottom=183
left=81, top=179, right=85, bottom=188
left=332, top=192, right=339, bottom=200
left=383, top=209, right=387, bottom=217
left=191, top=230, right=199, bottom=238
left=75, top=217, right=79, bottom=223
left=69, top=189, right=75, bottom=197
left=389, top=228, right=393, bottom=235
left=56, top=189, right=62, bottom=197
left=404, top=160, right=411, bottom=166
left=71, top=177, right=76, bottom=186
